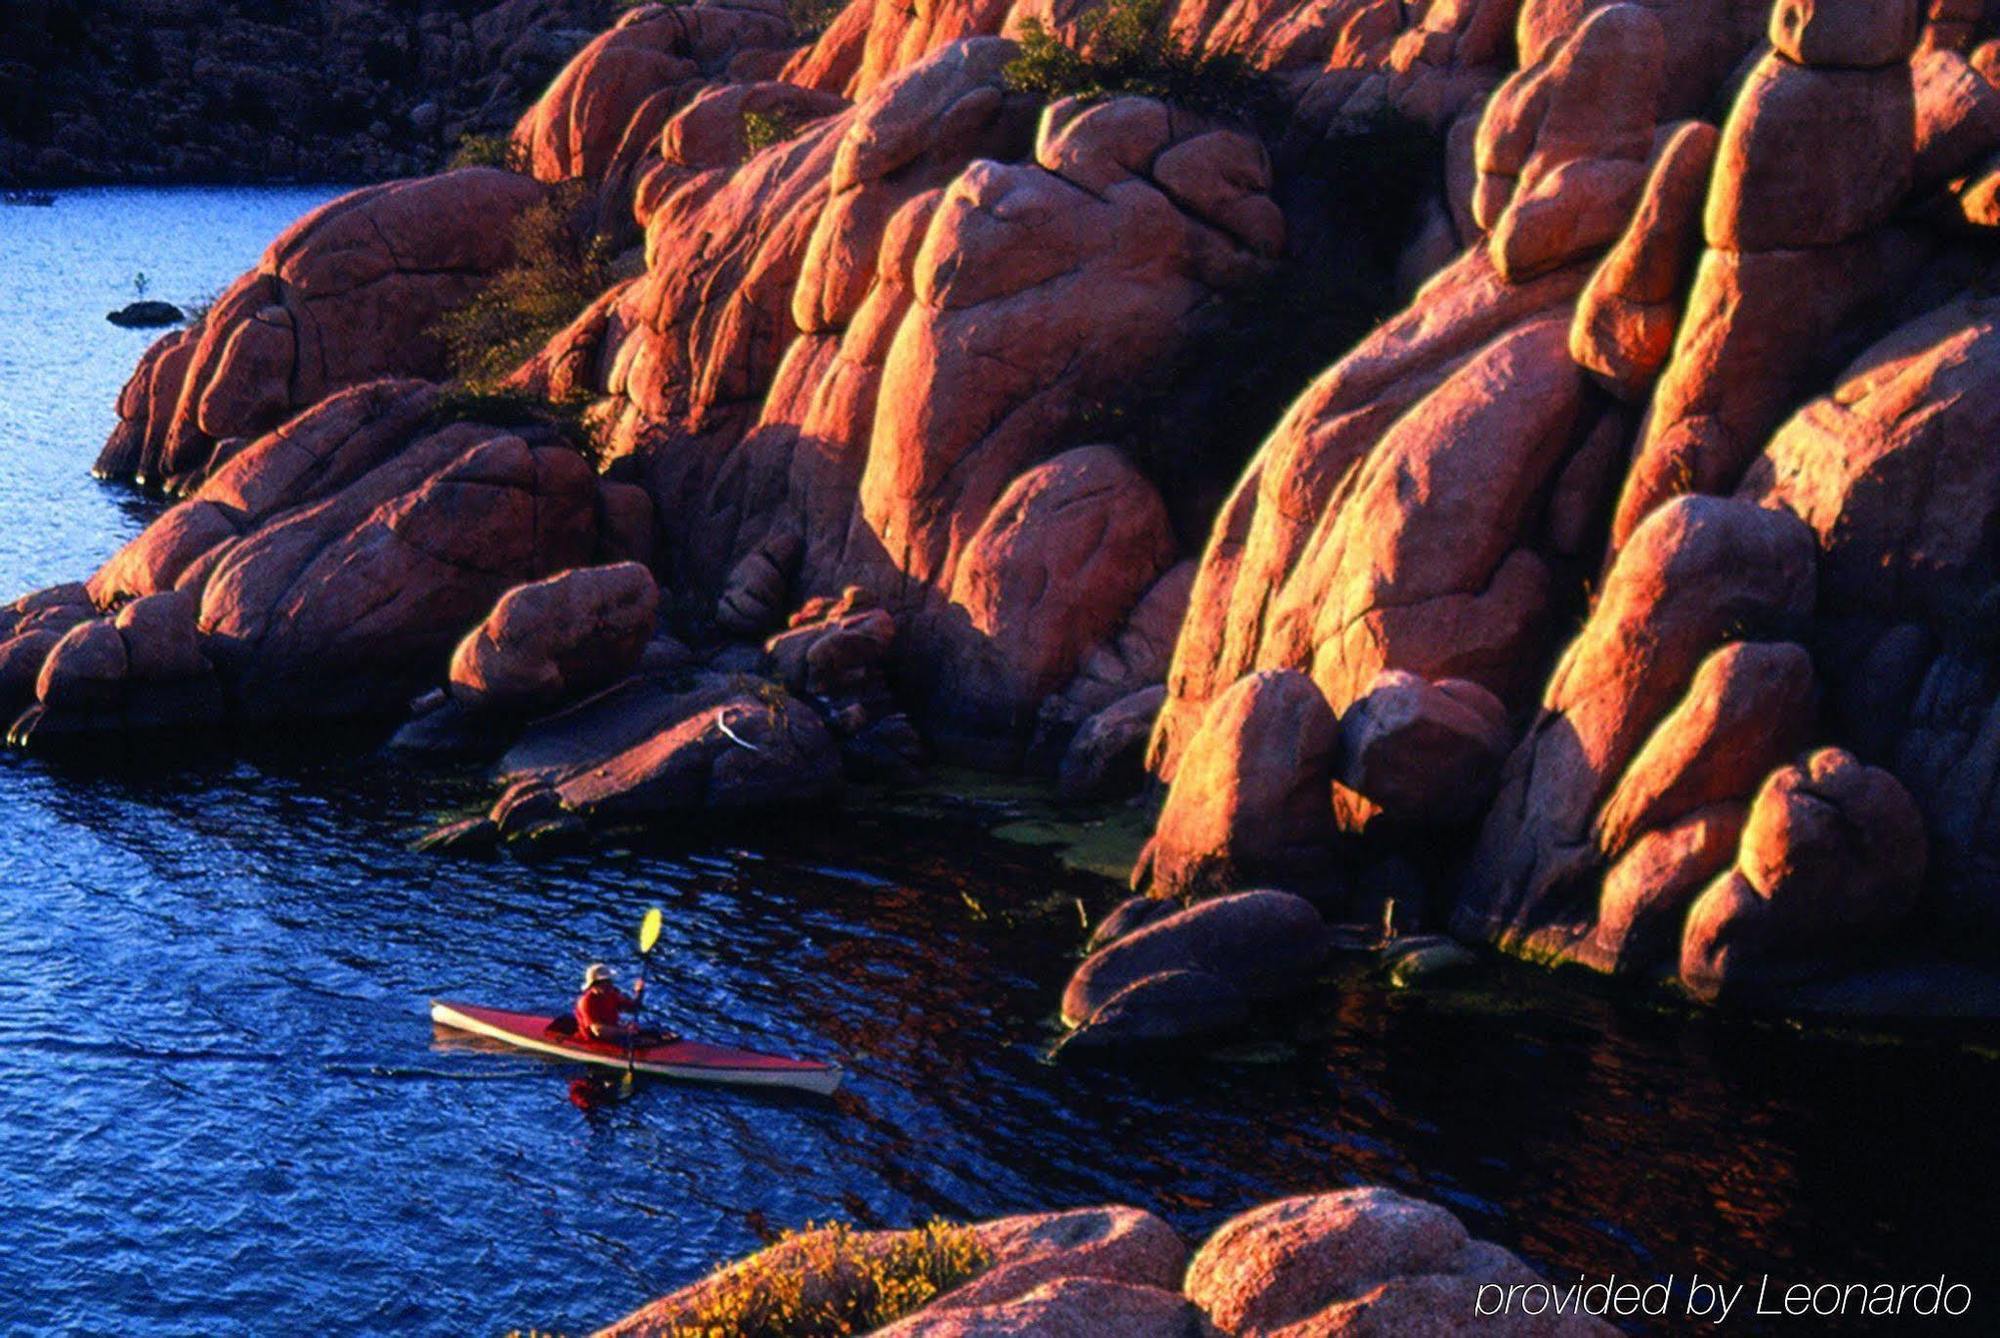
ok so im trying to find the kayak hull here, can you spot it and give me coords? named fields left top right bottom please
left=429, top=1000, right=844, bottom=1096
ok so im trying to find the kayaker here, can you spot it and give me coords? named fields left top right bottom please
left=574, top=963, right=646, bottom=1042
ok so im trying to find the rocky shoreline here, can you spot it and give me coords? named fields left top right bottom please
left=6, top=0, right=2000, bottom=1065
left=593, top=1188, right=1615, bottom=1336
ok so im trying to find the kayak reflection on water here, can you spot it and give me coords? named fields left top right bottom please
left=568, top=1073, right=627, bottom=1113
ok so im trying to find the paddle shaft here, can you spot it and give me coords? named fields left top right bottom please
left=626, top=945, right=655, bottom=1076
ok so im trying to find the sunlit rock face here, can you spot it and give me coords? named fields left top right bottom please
left=51, top=0, right=2000, bottom=1010
left=84, top=0, right=1533, bottom=769
left=14, top=382, right=631, bottom=736
left=96, top=170, right=550, bottom=490
left=536, top=37, right=1293, bottom=762
left=1139, top=0, right=2000, bottom=1006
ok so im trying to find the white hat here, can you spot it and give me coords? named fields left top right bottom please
left=583, top=962, right=615, bottom=987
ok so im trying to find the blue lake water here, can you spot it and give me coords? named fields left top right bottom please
left=1, top=188, right=1997, bottom=1336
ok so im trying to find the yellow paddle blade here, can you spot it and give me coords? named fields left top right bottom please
left=638, top=906, right=663, bottom=955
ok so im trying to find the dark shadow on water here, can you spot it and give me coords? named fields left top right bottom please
left=3, top=738, right=1999, bottom=1335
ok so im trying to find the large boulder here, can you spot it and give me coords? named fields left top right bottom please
left=1061, top=889, right=1329, bottom=1032
left=595, top=1205, right=1187, bottom=1338
left=597, top=1190, right=1615, bottom=1338
left=97, top=172, right=547, bottom=488
left=1033, top=561, right=1195, bottom=768
left=511, top=0, right=797, bottom=229
left=199, top=432, right=604, bottom=720
left=1184, top=1188, right=1616, bottom=1337
left=1572, top=639, right=1818, bottom=974
left=9, top=383, right=631, bottom=739
left=1682, top=749, right=1927, bottom=1001
left=34, top=621, right=129, bottom=711
left=89, top=380, right=443, bottom=606
left=1265, top=315, right=1588, bottom=718
left=15, top=590, right=222, bottom=742
left=1770, top=0, right=1922, bottom=68
left=934, top=446, right=1176, bottom=761
left=871, top=1277, right=1211, bottom=1337
left=1609, top=19, right=1923, bottom=549
left=1703, top=51, right=1915, bottom=253
left=559, top=50, right=1284, bottom=760
left=1477, top=6, right=1667, bottom=282
left=543, top=691, right=841, bottom=820
left=941, top=1207, right=1188, bottom=1311
left=1569, top=120, right=1719, bottom=400
left=1336, top=672, right=1512, bottom=829
left=1058, top=685, right=1168, bottom=803
left=1056, top=970, right=1252, bottom=1050
left=1136, top=671, right=1342, bottom=901
left=452, top=685, right=845, bottom=850
left=448, top=562, right=659, bottom=713
left=1913, top=47, right=2000, bottom=188
left=1610, top=234, right=1919, bottom=549
left=1741, top=298, right=2000, bottom=933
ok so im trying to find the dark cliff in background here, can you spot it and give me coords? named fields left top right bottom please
left=0, top=0, right=614, bottom=184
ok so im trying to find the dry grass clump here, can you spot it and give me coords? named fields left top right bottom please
left=666, top=1219, right=992, bottom=1337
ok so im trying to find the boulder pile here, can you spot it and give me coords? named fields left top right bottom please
left=10, top=0, right=2000, bottom=1019
left=595, top=1188, right=1615, bottom=1337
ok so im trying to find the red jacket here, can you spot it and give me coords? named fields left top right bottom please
left=574, top=983, right=640, bottom=1038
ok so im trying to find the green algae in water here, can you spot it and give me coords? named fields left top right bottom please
left=853, top=766, right=1153, bottom=884
left=989, top=811, right=1152, bottom=882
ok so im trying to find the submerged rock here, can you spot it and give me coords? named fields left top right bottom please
left=1085, top=894, right=1182, bottom=953
left=456, top=686, right=843, bottom=848
left=106, top=300, right=184, bottom=328
left=1056, top=968, right=1251, bottom=1051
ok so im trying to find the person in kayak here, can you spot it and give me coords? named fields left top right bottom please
left=574, top=963, right=646, bottom=1042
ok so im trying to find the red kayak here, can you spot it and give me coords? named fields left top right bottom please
left=429, top=1000, right=843, bottom=1096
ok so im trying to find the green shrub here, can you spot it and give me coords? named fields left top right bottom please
left=422, top=386, right=607, bottom=464
left=743, top=108, right=801, bottom=155
left=786, top=0, right=847, bottom=38
left=1003, top=0, right=1265, bottom=119
left=667, top=1219, right=991, bottom=1337
left=450, top=132, right=527, bottom=173
left=429, top=183, right=614, bottom=393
